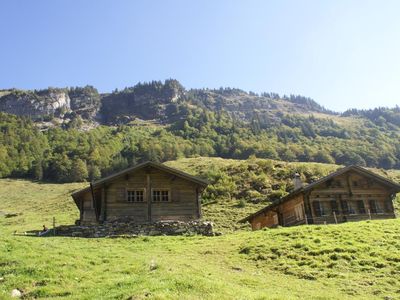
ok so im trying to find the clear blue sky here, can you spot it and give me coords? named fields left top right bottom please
left=1, top=0, right=399, bottom=111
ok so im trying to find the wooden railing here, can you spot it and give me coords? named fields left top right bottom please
left=312, top=212, right=395, bottom=225
left=283, top=212, right=395, bottom=226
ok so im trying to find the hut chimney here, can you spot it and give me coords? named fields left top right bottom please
left=293, top=173, right=303, bottom=190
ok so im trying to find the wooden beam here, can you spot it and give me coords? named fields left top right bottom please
left=146, top=172, right=152, bottom=222
left=196, top=187, right=202, bottom=219
left=99, top=186, right=106, bottom=222
left=346, top=173, right=353, bottom=197
left=79, top=198, right=84, bottom=223
left=304, top=191, right=313, bottom=224
left=90, top=182, right=99, bottom=222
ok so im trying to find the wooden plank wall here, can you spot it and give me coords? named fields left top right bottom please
left=105, top=169, right=148, bottom=222
left=79, top=167, right=200, bottom=223
left=149, top=170, right=198, bottom=221
left=249, top=170, right=396, bottom=230
left=250, top=210, right=279, bottom=230
left=81, top=192, right=96, bottom=223
left=280, top=194, right=306, bottom=226
left=308, top=171, right=395, bottom=224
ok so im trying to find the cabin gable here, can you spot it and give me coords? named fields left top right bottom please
left=307, top=170, right=396, bottom=224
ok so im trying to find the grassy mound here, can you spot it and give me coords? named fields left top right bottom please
left=238, top=221, right=400, bottom=297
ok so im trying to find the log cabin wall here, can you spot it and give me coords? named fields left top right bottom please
left=249, top=194, right=306, bottom=230
left=149, top=169, right=198, bottom=221
left=279, top=194, right=307, bottom=226
left=81, top=192, right=97, bottom=223
left=244, top=166, right=398, bottom=230
left=105, top=169, right=148, bottom=222
left=250, top=210, right=279, bottom=230
left=309, top=171, right=395, bottom=224
left=79, top=167, right=200, bottom=224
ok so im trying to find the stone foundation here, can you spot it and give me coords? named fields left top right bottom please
left=56, top=220, right=214, bottom=237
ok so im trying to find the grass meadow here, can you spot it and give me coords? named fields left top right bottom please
left=1, top=158, right=400, bottom=299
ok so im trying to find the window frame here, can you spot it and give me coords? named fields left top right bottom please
left=369, top=199, right=384, bottom=214
left=126, top=188, right=146, bottom=203
left=312, top=200, right=322, bottom=217
left=151, top=189, right=171, bottom=203
left=273, top=214, right=279, bottom=225
left=347, top=201, right=356, bottom=215
left=294, top=203, right=304, bottom=221
left=357, top=200, right=366, bottom=214
left=340, top=200, right=349, bottom=215
left=330, top=200, right=339, bottom=215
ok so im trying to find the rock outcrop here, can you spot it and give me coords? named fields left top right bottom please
left=0, top=79, right=334, bottom=126
left=0, top=86, right=100, bottom=120
left=0, top=88, right=70, bottom=118
left=99, top=79, right=185, bottom=124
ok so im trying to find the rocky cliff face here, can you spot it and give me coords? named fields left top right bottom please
left=0, top=79, right=333, bottom=126
left=100, top=79, right=185, bottom=124
left=0, top=86, right=100, bottom=120
left=0, top=88, right=70, bottom=118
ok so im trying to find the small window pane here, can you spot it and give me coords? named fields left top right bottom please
left=127, top=190, right=145, bottom=202
left=152, top=190, right=169, bottom=202
left=357, top=200, right=366, bottom=214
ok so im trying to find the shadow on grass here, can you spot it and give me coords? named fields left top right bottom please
left=13, top=229, right=56, bottom=237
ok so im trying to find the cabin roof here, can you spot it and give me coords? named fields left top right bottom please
left=71, top=161, right=208, bottom=198
left=239, top=165, right=400, bottom=223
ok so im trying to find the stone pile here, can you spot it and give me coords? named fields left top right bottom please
left=56, top=220, right=215, bottom=238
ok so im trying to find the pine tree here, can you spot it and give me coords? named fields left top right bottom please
left=70, top=159, right=88, bottom=182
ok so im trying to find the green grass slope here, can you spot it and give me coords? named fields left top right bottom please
left=1, top=158, right=400, bottom=299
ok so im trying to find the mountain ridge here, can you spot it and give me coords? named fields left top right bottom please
left=0, top=79, right=399, bottom=183
left=0, top=79, right=338, bottom=125
left=1, top=79, right=398, bottom=129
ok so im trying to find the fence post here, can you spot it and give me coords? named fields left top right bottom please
left=53, top=217, right=56, bottom=236
left=333, top=211, right=338, bottom=224
left=368, top=209, right=371, bottom=220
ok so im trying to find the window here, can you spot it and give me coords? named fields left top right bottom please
left=352, top=181, right=358, bottom=187
left=294, top=204, right=304, bottom=220
left=313, top=201, right=322, bottom=217
left=273, top=214, right=279, bottom=225
left=152, top=190, right=170, bottom=202
left=127, top=190, right=145, bottom=202
left=369, top=200, right=383, bottom=214
left=330, top=200, right=339, bottom=214
left=348, top=201, right=356, bottom=215
left=313, top=201, right=330, bottom=216
left=335, top=180, right=342, bottom=187
left=340, top=200, right=349, bottom=214
left=384, top=200, right=392, bottom=213
left=357, top=200, right=366, bottom=214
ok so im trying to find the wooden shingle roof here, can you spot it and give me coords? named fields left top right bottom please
left=71, top=161, right=208, bottom=197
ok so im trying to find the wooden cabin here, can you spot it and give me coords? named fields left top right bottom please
left=241, top=165, right=400, bottom=230
left=71, top=161, right=208, bottom=224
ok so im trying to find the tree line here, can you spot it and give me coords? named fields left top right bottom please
left=0, top=103, right=399, bottom=183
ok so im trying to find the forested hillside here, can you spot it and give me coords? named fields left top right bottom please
left=0, top=80, right=399, bottom=183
